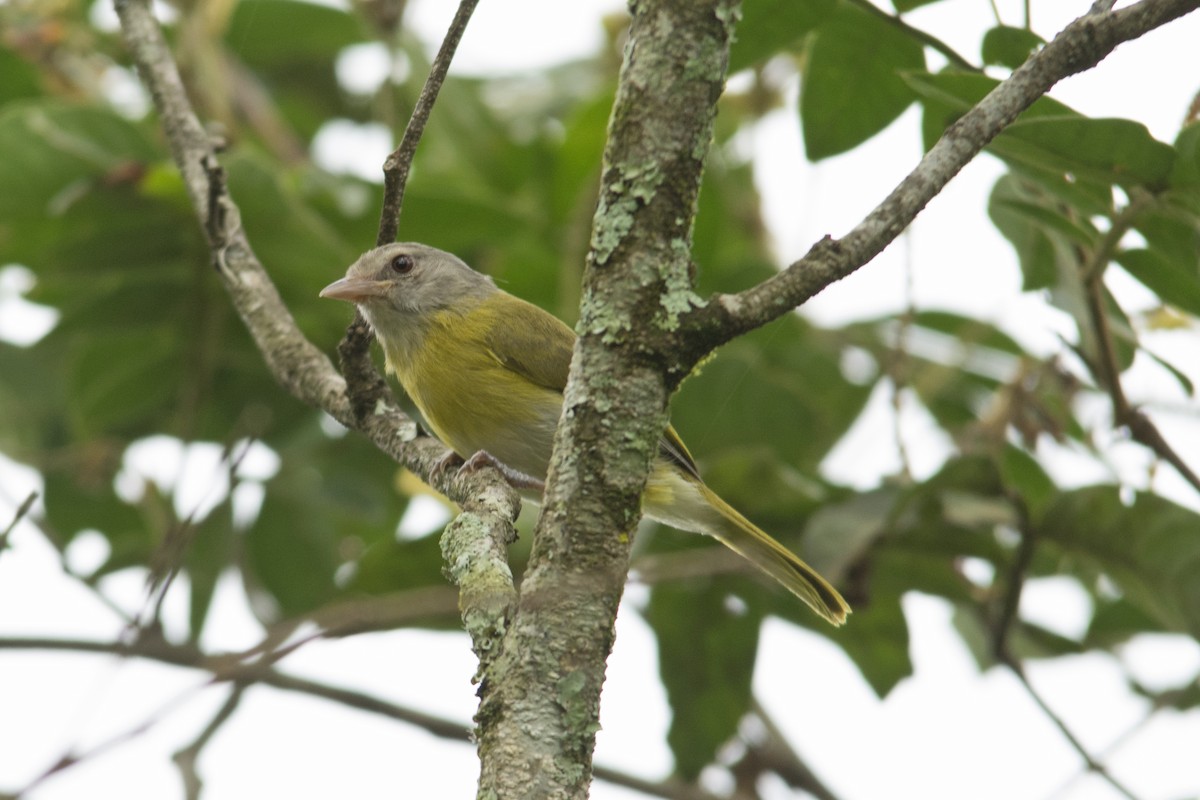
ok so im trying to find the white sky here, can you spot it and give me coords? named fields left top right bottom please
left=2, top=1, right=1200, bottom=799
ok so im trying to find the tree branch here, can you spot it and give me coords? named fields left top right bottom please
left=1077, top=199, right=1200, bottom=492
left=0, top=635, right=695, bottom=800
left=469, top=1, right=740, bottom=797
left=985, top=502, right=1136, bottom=800
left=675, top=0, right=1200, bottom=377
left=336, top=0, right=482, bottom=426
left=114, top=0, right=518, bottom=691
left=376, top=0, right=479, bottom=245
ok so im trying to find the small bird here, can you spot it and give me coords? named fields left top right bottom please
left=321, top=243, right=850, bottom=625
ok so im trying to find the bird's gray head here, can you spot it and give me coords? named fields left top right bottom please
left=319, top=243, right=496, bottom=335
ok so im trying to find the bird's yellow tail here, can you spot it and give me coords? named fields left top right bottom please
left=644, top=467, right=851, bottom=626
left=697, top=483, right=850, bottom=625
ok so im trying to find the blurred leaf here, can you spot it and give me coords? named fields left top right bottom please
left=819, top=546, right=913, bottom=697
left=1086, top=597, right=1165, bottom=648
left=1142, top=349, right=1194, bottom=397
left=892, top=0, right=943, bottom=11
left=244, top=429, right=411, bottom=616
left=1133, top=205, right=1200, bottom=275
left=185, top=498, right=235, bottom=639
left=981, top=26, right=1044, bottom=69
left=1116, top=248, right=1200, bottom=318
left=804, top=489, right=896, bottom=581
left=349, top=532, right=448, bottom=594
left=801, top=1, right=925, bottom=160
left=998, top=445, right=1055, bottom=519
left=910, top=71, right=1175, bottom=189
left=1169, top=122, right=1200, bottom=188
left=988, top=173, right=1081, bottom=291
left=1003, top=116, right=1174, bottom=189
left=225, top=0, right=371, bottom=141
left=226, top=0, right=366, bottom=65
left=0, top=101, right=159, bottom=240
left=66, top=329, right=183, bottom=438
left=1129, top=674, right=1200, bottom=711
left=646, top=579, right=762, bottom=778
left=1040, top=487, right=1200, bottom=638
left=671, top=315, right=872, bottom=480
left=0, top=46, right=41, bottom=104
left=727, top=0, right=835, bottom=73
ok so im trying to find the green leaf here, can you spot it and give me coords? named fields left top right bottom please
left=646, top=580, right=762, bottom=778
left=0, top=101, right=159, bottom=228
left=226, top=0, right=367, bottom=66
left=1142, top=348, right=1194, bottom=397
left=823, top=560, right=911, bottom=696
left=1116, top=248, right=1200, bottom=318
left=1169, top=122, right=1200, bottom=188
left=1003, top=117, right=1175, bottom=189
left=892, top=0, right=943, bottom=11
left=727, top=0, right=836, bottom=73
left=909, top=72, right=1175, bottom=188
left=671, top=315, right=872, bottom=479
left=185, top=499, right=236, bottom=639
left=1039, top=487, right=1200, bottom=638
left=1133, top=205, right=1200, bottom=276
left=0, top=46, right=42, bottom=105
left=66, top=330, right=184, bottom=438
left=801, top=1, right=925, bottom=160
left=988, top=174, right=1077, bottom=291
left=803, top=489, right=896, bottom=580
left=981, top=26, right=1044, bottom=69
left=247, top=479, right=342, bottom=617
left=998, top=445, right=1056, bottom=519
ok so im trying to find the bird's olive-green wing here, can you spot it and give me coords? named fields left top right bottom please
left=483, top=295, right=576, bottom=393
left=484, top=293, right=701, bottom=481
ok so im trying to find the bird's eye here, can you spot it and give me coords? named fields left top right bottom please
left=390, top=254, right=415, bottom=274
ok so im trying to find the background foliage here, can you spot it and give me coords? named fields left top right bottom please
left=1, top=0, right=1199, bottom=796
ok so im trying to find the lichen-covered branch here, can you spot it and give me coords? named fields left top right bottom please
left=114, top=0, right=517, bottom=683
left=470, top=2, right=739, bottom=797
left=674, top=0, right=1200, bottom=374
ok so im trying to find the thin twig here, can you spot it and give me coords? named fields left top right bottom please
left=986, top=500, right=1138, bottom=799
left=0, top=635, right=697, bottom=800
left=0, top=484, right=134, bottom=624
left=990, top=498, right=1038, bottom=661
left=172, top=684, right=247, bottom=800
left=1002, top=658, right=1139, bottom=800
left=376, top=0, right=480, bottom=244
left=338, top=0, right=481, bottom=433
left=748, top=699, right=841, bottom=800
left=0, top=490, right=37, bottom=554
left=12, top=675, right=205, bottom=797
left=1078, top=197, right=1200, bottom=493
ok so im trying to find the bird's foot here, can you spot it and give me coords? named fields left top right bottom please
left=431, top=450, right=466, bottom=482
left=460, top=450, right=546, bottom=492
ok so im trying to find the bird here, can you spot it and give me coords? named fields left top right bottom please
left=320, top=242, right=850, bottom=625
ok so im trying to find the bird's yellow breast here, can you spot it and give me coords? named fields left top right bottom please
left=382, top=305, right=562, bottom=480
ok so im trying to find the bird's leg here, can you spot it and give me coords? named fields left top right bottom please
left=461, top=450, right=546, bottom=492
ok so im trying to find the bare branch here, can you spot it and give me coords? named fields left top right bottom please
left=0, top=636, right=693, bottom=800
left=0, top=490, right=36, bottom=554
left=114, top=0, right=518, bottom=680
left=173, top=685, right=246, bottom=800
left=376, top=0, right=480, bottom=244
left=1074, top=194, right=1200, bottom=492
left=986, top=503, right=1136, bottom=800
